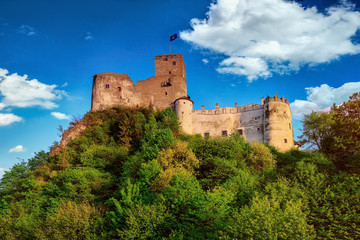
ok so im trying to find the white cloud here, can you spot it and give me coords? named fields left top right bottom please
left=202, top=59, right=209, bottom=64
left=9, top=145, right=27, bottom=153
left=84, top=32, right=93, bottom=40
left=0, top=113, right=23, bottom=126
left=18, top=25, right=37, bottom=36
left=180, top=0, right=360, bottom=81
left=290, top=82, right=360, bottom=119
left=0, top=168, right=6, bottom=179
left=61, top=82, right=68, bottom=87
left=0, top=68, right=67, bottom=109
left=51, top=112, right=70, bottom=120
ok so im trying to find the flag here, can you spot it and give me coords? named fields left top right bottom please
left=170, top=33, right=178, bottom=41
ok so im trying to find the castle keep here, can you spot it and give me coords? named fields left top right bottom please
left=91, top=53, right=294, bottom=152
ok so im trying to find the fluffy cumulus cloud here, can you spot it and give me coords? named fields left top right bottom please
left=51, top=112, right=70, bottom=120
left=0, top=113, right=23, bottom=126
left=290, top=82, right=360, bottom=119
left=9, top=145, right=27, bottom=153
left=180, top=0, right=360, bottom=81
left=0, top=68, right=67, bottom=109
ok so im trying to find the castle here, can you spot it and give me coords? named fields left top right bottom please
left=91, top=53, right=294, bottom=152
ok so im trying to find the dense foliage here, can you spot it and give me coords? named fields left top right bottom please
left=1, top=106, right=359, bottom=239
left=299, top=92, right=360, bottom=173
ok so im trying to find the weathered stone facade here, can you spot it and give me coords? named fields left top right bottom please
left=91, top=53, right=294, bottom=152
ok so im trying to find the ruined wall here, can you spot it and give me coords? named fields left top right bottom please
left=91, top=73, right=137, bottom=111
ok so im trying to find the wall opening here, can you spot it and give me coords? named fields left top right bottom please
left=238, top=129, right=243, bottom=135
left=173, top=61, right=176, bottom=65
left=204, top=132, right=210, bottom=137
left=289, top=123, right=291, bottom=129
left=284, top=139, right=287, bottom=143
left=105, top=84, right=110, bottom=88
left=222, top=130, right=228, bottom=136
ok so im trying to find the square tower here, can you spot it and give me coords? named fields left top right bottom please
left=155, top=53, right=186, bottom=78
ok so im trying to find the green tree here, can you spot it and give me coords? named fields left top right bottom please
left=298, top=111, right=334, bottom=151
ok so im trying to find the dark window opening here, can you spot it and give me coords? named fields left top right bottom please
left=289, top=123, right=291, bottom=129
left=105, top=84, right=110, bottom=88
left=238, top=129, right=243, bottom=135
left=165, top=92, right=168, bottom=95
left=184, top=102, right=185, bottom=104
left=169, top=71, right=171, bottom=74
left=204, top=132, right=210, bottom=137
left=284, top=139, right=288, bottom=143
left=257, top=128, right=260, bottom=131
left=173, top=61, right=176, bottom=65
left=118, top=87, right=121, bottom=92
left=222, top=130, right=228, bottom=136
left=182, top=111, right=184, bottom=114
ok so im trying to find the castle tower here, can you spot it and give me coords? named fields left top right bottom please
left=263, top=94, right=294, bottom=152
left=155, top=53, right=186, bottom=80
left=174, top=96, right=193, bottom=134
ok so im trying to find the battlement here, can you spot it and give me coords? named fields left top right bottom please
left=263, top=94, right=289, bottom=104
left=193, top=103, right=263, bottom=115
left=155, top=53, right=183, bottom=61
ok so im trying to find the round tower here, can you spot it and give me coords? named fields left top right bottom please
left=263, top=94, right=294, bottom=152
left=91, top=72, right=136, bottom=111
left=174, top=96, right=193, bottom=134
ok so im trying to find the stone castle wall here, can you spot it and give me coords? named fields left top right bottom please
left=91, top=53, right=295, bottom=152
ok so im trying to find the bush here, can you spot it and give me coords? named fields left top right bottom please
left=246, top=141, right=276, bottom=172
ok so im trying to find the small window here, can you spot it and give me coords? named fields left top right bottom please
left=238, top=129, right=243, bottom=135
left=165, top=92, right=168, bottom=95
left=105, top=84, right=110, bottom=88
left=284, top=139, right=288, bottom=143
left=118, top=87, right=121, bottom=92
left=184, top=102, right=185, bottom=104
left=169, top=71, right=171, bottom=74
left=182, top=111, right=184, bottom=114
left=289, top=123, right=291, bottom=129
left=222, top=130, right=228, bottom=136
left=204, top=132, right=210, bottom=137
left=257, top=128, right=260, bottom=131
left=173, top=61, right=176, bottom=65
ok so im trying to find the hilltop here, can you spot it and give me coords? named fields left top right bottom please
left=0, top=106, right=359, bottom=239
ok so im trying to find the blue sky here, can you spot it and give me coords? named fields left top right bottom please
left=1, top=0, right=360, bottom=177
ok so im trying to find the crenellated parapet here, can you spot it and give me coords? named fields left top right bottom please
left=192, top=103, right=263, bottom=115
left=263, top=93, right=289, bottom=104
